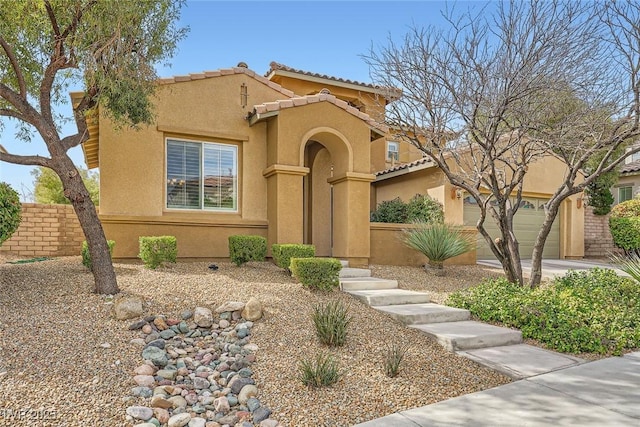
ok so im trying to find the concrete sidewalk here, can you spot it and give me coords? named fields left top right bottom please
left=477, top=258, right=628, bottom=280
left=356, top=353, right=640, bottom=427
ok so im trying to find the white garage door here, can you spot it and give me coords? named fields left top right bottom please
left=463, top=195, right=560, bottom=259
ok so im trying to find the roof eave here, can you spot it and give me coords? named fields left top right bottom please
left=268, top=69, right=396, bottom=100
left=375, top=160, right=435, bottom=181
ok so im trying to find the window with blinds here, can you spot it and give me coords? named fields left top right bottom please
left=166, top=139, right=238, bottom=211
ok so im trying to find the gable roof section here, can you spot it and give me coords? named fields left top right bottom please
left=78, top=66, right=298, bottom=169
left=157, top=66, right=296, bottom=98
left=374, top=157, right=435, bottom=181
left=247, top=92, right=389, bottom=139
left=266, top=61, right=401, bottom=101
left=620, top=160, right=640, bottom=175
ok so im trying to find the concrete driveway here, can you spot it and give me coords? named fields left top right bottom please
left=477, top=258, right=629, bottom=280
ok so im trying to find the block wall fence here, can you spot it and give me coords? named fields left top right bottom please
left=3, top=203, right=611, bottom=261
left=583, top=206, right=618, bottom=258
left=0, top=203, right=85, bottom=258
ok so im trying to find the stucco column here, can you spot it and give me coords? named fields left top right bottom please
left=328, top=172, right=375, bottom=267
left=263, top=165, right=309, bottom=250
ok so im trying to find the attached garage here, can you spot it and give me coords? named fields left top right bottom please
left=463, top=195, right=560, bottom=259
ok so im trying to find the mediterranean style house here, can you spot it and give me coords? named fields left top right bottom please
left=76, top=61, right=585, bottom=265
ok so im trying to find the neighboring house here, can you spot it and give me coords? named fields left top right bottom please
left=76, top=61, right=584, bottom=264
left=614, top=158, right=640, bottom=205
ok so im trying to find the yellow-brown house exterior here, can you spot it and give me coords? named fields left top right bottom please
left=80, top=62, right=584, bottom=266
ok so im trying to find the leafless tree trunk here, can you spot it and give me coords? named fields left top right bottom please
left=367, top=0, right=640, bottom=286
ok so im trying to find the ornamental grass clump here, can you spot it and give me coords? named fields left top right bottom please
left=312, top=300, right=352, bottom=347
left=402, top=221, right=475, bottom=275
left=298, top=352, right=341, bottom=387
left=384, top=342, right=410, bottom=378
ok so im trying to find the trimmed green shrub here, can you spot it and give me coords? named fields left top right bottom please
left=298, top=352, right=341, bottom=387
left=370, top=197, right=407, bottom=223
left=82, top=240, right=115, bottom=270
left=610, top=199, right=640, bottom=255
left=447, top=269, right=640, bottom=355
left=407, top=194, right=444, bottom=223
left=228, top=235, right=267, bottom=266
left=138, top=236, right=177, bottom=269
left=313, top=300, right=352, bottom=346
left=371, top=194, right=444, bottom=224
left=0, top=182, right=21, bottom=244
left=272, top=243, right=315, bottom=270
left=290, top=257, right=342, bottom=291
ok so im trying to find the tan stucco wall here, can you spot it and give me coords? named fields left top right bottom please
left=98, top=74, right=299, bottom=258
left=370, top=223, right=476, bottom=266
left=370, top=138, right=425, bottom=173
left=372, top=154, right=585, bottom=259
left=267, top=74, right=386, bottom=119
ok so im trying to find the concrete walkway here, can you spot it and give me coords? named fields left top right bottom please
left=356, top=352, right=640, bottom=427
left=477, top=258, right=628, bottom=279
left=347, top=259, right=640, bottom=426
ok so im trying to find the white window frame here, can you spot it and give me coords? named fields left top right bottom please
left=165, top=138, right=238, bottom=212
left=387, top=141, right=399, bottom=161
left=618, top=186, right=633, bottom=204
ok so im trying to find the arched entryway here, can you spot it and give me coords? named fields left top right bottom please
left=304, top=141, right=333, bottom=256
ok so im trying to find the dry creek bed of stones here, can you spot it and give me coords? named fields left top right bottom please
left=0, top=257, right=513, bottom=427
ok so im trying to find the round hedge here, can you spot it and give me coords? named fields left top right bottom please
left=0, top=182, right=21, bottom=244
left=609, top=199, right=640, bottom=254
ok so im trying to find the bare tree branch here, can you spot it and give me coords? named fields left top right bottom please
left=0, top=150, right=51, bottom=168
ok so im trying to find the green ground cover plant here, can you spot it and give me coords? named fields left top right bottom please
left=447, top=268, right=640, bottom=355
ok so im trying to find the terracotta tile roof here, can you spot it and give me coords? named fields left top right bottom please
left=375, top=157, right=432, bottom=176
left=266, top=61, right=379, bottom=90
left=620, top=160, right=640, bottom=174
left=157, top=66, right=296, bottom=98
left=249, top=93, right=389, bottom=135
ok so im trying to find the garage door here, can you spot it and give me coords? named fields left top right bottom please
left=463, top=195, right=560, bottom=259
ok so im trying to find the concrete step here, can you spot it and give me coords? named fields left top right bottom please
left=339, top=267, right=371, bottom=278
left=458, top=344, right=585, bottom=379
left=346, top=289, right=430, bottom=306
left=411, top=320, right=523, bottom=352
left=340, top=277, right=398, bottom=291
left=339, top=260, right=349, bottom=267
left=375, top=303, right=470, bottom=325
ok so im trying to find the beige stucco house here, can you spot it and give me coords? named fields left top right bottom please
left=78, top=62, right=584, bottom=265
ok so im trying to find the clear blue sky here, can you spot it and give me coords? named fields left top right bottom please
left=0, top=0, right=482, bottom=200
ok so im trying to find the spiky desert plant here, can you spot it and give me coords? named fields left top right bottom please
left=312, top=300, right=352, bottom=346
left=384, top=342, right=410, bottom=378
left=298, top=352, right=341, bottom=387
left=610, top=252, right=640, bottom=283
left=402, top=221, right=475, bottom=275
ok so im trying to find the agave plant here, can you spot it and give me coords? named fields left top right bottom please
left=402, top=221, right=475, bottom=275
left=609, top=252, right=640, bottom=283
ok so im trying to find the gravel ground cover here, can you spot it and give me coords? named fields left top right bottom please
left=0, top=256, right=510, bottom=426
